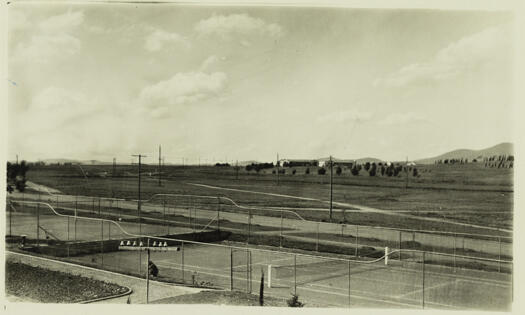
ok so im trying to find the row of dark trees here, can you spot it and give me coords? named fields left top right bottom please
left=265, top=162, right=420, bottom=178
left=6, top=161, right=29, bottom=192
left=245, top=162, right=274, bottom=172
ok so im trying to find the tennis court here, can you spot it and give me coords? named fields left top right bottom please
left=5, top=199, right=512, bottom=309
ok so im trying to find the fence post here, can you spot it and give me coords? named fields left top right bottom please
left=348, top=259, right=351, bottom=307
left=422, top=251, right=426, bottom=309
left=230, top=247, right=233, bottom=291
left=92, top=197, right=95, bottom=214
left=355, top=225, right=359, bottom=258
left=247, top=209, right=251, bottom=245
left=246, top=249, right=250, bottom=293
left=108, top=222, right=111, bottom=241
left=341, top=224, right=344, bottom=238
left=8, top=201, right=12, bottom=236
left=182, top=241, right=185, bottom=284
left=217, top=197, right=221, bottom=233
left=100, top=220, right=104, bottom=267
left=294, top=254, right=297, bottom=295
left=37, top=192, right=40, bottom=247
left=74, top=216, right=77, bottom=241
left=67, top=216, right=70, bottom=241
left=146, top=247, right=150, bottom=304
left=399, top=230, right=402, bottom=261
left=453, top=233, right=457, bottom=271
left=316, top=223, right=320, bottom=252
left=98, top=197, right=101, bottom=217
left=163, top=197, right=167, bottom=233
left=498, top=236, right=502, bottom=272
left=280, top=211, right=283, bottom=248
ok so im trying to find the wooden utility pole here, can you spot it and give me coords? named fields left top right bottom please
left=276, top=153, right=280, bottom=186
left=112, top=158, right=116, bottom=177
left=158, top=145, right=162, bottom=186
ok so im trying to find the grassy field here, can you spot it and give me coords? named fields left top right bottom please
left=23, top=163, right=513, bottom=232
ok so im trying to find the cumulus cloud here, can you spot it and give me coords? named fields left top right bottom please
left=317, top=110, right=373, bottom=124
left=378, top=112, right=426, bottom=125
left=139, top=71, right=228, bottom=114
left=38, top=10, right=84, bottom=34
left=144, top=29, right=190, bottom=52
left=195, top=13, right=283, bottom=40
left=375, top=25, right=509, bottom=88
left=12, top=10, right=84, bottom=64
left=200, top=55, right=219, bottom=71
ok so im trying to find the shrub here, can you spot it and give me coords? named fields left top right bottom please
left=292, top=169, right=296, bottom=175
left=317, top=168, right=326, bottom=175
left=336, top=166, right=342, bottom=175
left=412, top=168, right=418, bottom=177
left=364, top=162, right=371, bottom=171
left=287, top=294, right=304, bottom=307
left=351, top=167, right=359, bottom=176
left=305, top=168, right=310, bottom=174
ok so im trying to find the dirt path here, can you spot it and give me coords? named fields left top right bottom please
left=6, top=251, right=202, bottom=304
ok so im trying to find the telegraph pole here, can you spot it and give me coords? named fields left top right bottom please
left=236, top=160, right=239, bottom=180
left=329, top=155, right=333, bottom=222
left=158, top=145, right=162, bottom=186
left=112, top=158, right=116, bottom=177
left=276, top=153, right=280, bottom=186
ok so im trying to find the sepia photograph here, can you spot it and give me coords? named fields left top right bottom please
left=3, top=0, right=523, bottom=311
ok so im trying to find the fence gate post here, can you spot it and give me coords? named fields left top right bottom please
left=348, top=259, right=351, bottom=307
left=422, top=251, right=426, bottom=309
left=182, top=241, right=185, bottom=284
left=217, top=197, right=221, bottom=233
left=230, top=247, right=233, bottom=291
left=294, top=254, right=297, bottom=295
left=279, top=211, right=283, bottom=248
left=355, top=225, right=359, bottom=258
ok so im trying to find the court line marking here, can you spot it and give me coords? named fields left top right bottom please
left=154, top=261, right=421, bottom=308
left=395, top=278, right=458, bottom=299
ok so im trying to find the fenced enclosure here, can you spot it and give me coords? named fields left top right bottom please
left=5, top=196, right=513, bottom=309
left=7, top=191, right=512, bottom=261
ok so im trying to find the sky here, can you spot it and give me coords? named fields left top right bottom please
left=6, top=2, right=516, bottom=164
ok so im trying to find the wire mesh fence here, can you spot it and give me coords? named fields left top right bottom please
left=5, top=196, right=513, bottom=308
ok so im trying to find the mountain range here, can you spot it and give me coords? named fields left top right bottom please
left=14, top=143, right=513, bottom=166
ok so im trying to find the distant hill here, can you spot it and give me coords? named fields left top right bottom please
left=416, top=142, right=514, bottom=164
